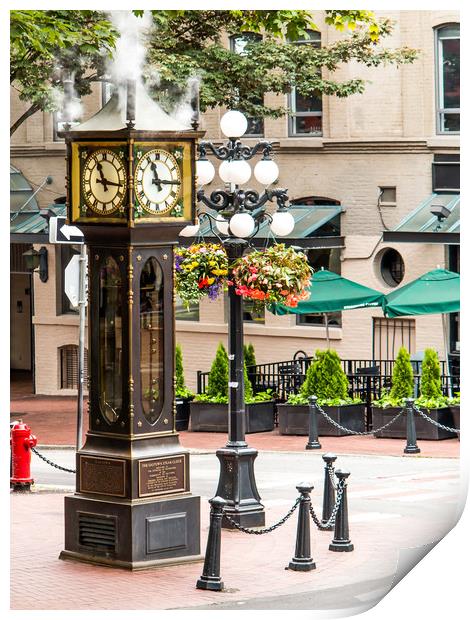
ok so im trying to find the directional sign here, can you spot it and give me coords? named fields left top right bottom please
left=49, top=216, right=84, bottom=244
left=64, top=254, right=88, bottom=308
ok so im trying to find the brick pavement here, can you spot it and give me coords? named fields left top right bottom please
left=10, top=395, right=459, bottom=458
left=11, top=464, right=460, bottom=611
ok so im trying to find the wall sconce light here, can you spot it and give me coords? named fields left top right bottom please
left=23, top=247, right=48, bottom=283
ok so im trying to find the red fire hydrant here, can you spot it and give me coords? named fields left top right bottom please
left=10, top=420, right=37, bottom=491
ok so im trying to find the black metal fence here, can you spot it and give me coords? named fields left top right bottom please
left=196, top=357, right=460, bottom=430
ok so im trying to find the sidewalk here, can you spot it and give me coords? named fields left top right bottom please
left=10, top=394, right=459, bottom=458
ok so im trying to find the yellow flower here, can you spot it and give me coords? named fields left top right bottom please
left=207, top=277, right=215, bottom=285
left=212, top=268, right=228, bottom=276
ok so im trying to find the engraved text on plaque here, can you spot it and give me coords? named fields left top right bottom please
left=80, top=456, right=126, bottom=497
left=139, top=454, right=187, bottom=498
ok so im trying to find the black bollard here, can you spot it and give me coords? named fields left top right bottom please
left=196, top=496, right=226, bottom=591
left=306, top=396, right=322, bottom=450
left=404, top=397, right=420, bottom=455
left=329, top=470, right=354, bottom=552
left=321, top=453, right=337, bottom=530
left=287, top=483, right=316, bottom=571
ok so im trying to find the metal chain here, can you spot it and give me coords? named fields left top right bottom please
left=412, top=404, right=460, bottom=434
left=309, top=481, right=345, bottom=530
left=31, top=446, right=76, bottom=474
left=315, top=402, right=404, bottom=436
left=223, top=497, right=301, bottom=534
left=327, top=464, right=338, bottom=490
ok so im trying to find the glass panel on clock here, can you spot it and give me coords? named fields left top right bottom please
left=99, top=257, right=123, bottom=424
left=140, top=257, right=164, bottom=424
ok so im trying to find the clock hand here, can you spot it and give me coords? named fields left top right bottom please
left=157, top=179, right=181, bottom=186
left=150, top=162, right=162, bottom=192
left=96, top=178, right=122, bottom=188
left=96, top=162, right=108, bottom=192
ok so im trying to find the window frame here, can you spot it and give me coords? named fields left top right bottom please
left=434, top=24, right=460, bottom=135
left=288, top=30, right=322, bottom=137
left=228, top=33, right=264, bottom=138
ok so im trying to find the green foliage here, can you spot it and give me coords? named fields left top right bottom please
left=11, top=9, right=418, bottom=135
left=449, top=392, right=460, bottom=406
left=286, top=392, right=361, bottom=406
left=389, top=347, right=414, bottom=401
left=419, top=348, right=442, bottom=400
left=244, top=343, right=257, bottom=369
left=300, top=349, right=349, bottom=401
left=10, top=10, right=117, bottom=135
left=243, top=359, right=253, bottom=401
left=206, top=343, right=229, bottom=399
left=175, top=344, right=193, bottom=399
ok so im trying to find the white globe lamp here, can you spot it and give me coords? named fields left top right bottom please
left=220, top=110, right=248, bottom=138
left=196, top=159, right=215, bottom=186
left=215, top=215, right=230, bottom=235
left=270, top=211, right=295, bottom=237
left=229, top=212, right=255, bottom=238
left=229, top=159, right=252, bottom=185
left=218, top=160, right=232, bottom=183
left=179, top=222, right=200, bottom=237
left=254, top=159, right=279, bottom=186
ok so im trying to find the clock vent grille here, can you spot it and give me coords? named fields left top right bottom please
left=78, top=513, right=116, bottom=552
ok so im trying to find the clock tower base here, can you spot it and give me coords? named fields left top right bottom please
left=60, top=491, right=202, bottom=570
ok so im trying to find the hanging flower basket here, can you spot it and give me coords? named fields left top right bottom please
left=175, top=243, right=228, bottom=306
left=231, top=244, right=312, bottom=307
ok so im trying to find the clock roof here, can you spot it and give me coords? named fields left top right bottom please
left=73, top=81, right=191, bottom=132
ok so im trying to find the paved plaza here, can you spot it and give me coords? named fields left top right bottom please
left=11, top=447, right=462, bottom=611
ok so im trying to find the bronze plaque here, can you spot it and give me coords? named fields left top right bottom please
left=80, top=456, right=126, bottom=497
left=139, top=454, right=187, bottom=498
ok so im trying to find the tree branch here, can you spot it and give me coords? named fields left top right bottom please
left=10, top=102, right=41, bottom=136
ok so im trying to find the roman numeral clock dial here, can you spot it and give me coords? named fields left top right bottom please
left=81, top=148, right=127, bottom=215
left=134, top=149, right=182, bottom=215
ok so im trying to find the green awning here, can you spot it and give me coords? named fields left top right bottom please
left=197, top=204, right=342, bottom=247
left=271, top=269, right=385, bottom=315
left=382, top=269, right=460, bottom=318
left=383, top=193, right=459, bottom=244
left=10, top=204, right=66, bottom=235
left=10, top=165, right=38, bottom=213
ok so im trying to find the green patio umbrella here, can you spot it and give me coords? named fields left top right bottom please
left=383, top=268, right=460, bottom=389
left=382, top=268, right=460, bottom=318
left=271, top=269, right=385, bottom=346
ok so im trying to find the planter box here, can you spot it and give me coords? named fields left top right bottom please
left=189, top=401, right=275, bottom=433
left=372, top=406, right=457, bottom=440
left=277, top=403, right=365, bottom=437
left=449, top=406, right=460, bottom=441
left=175, top=397, right=192, bottom=431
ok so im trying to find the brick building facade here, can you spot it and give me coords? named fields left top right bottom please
left=10, top=10, right=459, bottom=394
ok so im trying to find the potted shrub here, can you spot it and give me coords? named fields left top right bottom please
left=372, top=346, right=414, bottom=438
left=244, top=342, right=257, bottom=391
left=277, top=349, right=365, bottom=436
left=413, top=349, right=456, bottom=440
left=448, top=392, right=460, bottom=441
left=190, top=342, right=275, bottom=433
left=175, top=344, right=194, bottom=431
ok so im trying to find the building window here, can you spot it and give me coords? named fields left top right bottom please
left=379, top=248, right=405, bottom=287
left=432, top=154, right=460, bottom=193
left=59, top=345, right=88, bottom=390
left=288, top=30, right=322, bottom=136
left=229, top=33, right=264, bottom=136
left=175, top=294, right=199, bottom=321
left=378, top=187, right=397, bottom=206
left=435, top=24, right=460, bottom=134
left=297, top=248, right=341, bottom=327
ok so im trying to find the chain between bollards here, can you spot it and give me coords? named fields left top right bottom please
left=31, top=446, right=76, bottom=474
left=404, top=398, right=420, bottom=455
left=306, top=396, right=322, bottom=450
left=322, top=453, right=337, bottom=530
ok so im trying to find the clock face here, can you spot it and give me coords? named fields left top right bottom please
left=82, top=148, right=127, bottom=214
left=134, top=149, right=182, bottom=214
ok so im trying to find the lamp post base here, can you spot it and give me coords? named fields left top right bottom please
left=214, top=445, right=265, bottom=529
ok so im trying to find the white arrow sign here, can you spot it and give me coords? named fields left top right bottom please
left=64, top=254, right=88, bottom=308
left=49, top=216, right=84, bottom=244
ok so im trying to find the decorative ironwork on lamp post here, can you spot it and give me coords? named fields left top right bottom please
left=180, top=111, right=295, bottom=528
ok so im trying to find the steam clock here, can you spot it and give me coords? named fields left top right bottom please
left=59, top=83, right=203, bottom=569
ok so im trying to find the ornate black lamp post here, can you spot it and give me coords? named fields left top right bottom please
left=181, top=111, right=296, bottom=528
